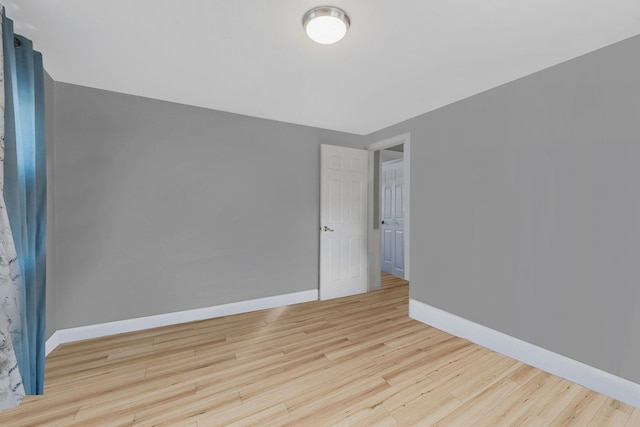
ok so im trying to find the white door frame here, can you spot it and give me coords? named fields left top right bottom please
left=367, top=133, right=411, bottom=291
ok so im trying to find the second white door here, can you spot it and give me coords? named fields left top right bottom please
left=381, top=160, right=404, bottom=278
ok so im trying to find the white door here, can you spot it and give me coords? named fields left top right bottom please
left=320, top=144, right=369, bottom=300
left=381, top=160, right=404, bottom=278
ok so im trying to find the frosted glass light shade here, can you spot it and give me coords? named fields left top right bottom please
left=303, top=7, right=350, bottom=45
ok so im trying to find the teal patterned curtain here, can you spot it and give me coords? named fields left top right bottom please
left=0, top=7, right=46, bottom=410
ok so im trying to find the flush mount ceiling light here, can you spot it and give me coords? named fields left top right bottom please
left=302, top=6, right=350, bottom=45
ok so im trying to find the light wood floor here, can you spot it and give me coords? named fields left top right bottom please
left=1, top=274, right=638, bottom=426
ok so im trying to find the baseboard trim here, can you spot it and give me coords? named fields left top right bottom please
left=409, top=298, right=640, bottom=408
left=45, top=331, right=60, bottom=356
left=45, top=289, right=318, bottom=356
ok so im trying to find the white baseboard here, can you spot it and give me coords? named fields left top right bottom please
left=409, top=298, right=640, bottom=408
left=45, top=289, right=318, bottom=356
left=45, top=331, right=60, bottom=356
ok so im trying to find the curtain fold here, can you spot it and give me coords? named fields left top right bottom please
left=0, top=7, right=47, bottom=405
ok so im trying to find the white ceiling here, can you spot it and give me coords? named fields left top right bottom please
left=5, top=1, right=640, bottom=135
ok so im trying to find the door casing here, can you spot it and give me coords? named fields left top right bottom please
left=366, top=133, right=411, bottom=292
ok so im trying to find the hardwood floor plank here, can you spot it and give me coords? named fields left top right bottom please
left=549, top=389, right=608, bottom=426
left=626, top=408, right=640, bottom=426
left=430, top=377, right=522, bottom=426
left=529, top=379, right=585, bottom=422
left=586, top=400, right=630, bottom=426
left=471, top=371, right=562, bottom=426
left=387, top=387, right=462, bottom=426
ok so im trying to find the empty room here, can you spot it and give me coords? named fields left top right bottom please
left=1, top=1, right=639, bottom=425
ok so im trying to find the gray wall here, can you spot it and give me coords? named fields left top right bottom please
left=44, top=71, right=56, bottom=339
left=366, top=34, right=640, bottom=383
left=53, top=84, right=364, bottom=329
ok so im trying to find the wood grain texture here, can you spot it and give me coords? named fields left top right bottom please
left=1, top=273, right=637, bottom=426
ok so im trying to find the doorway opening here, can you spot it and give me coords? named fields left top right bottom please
left=367, top=133, right=410, bottom=293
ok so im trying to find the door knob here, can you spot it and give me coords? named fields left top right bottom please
left=322, top=226, right=334, bottom=232
left=381, top=220, right=385, bottom=224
